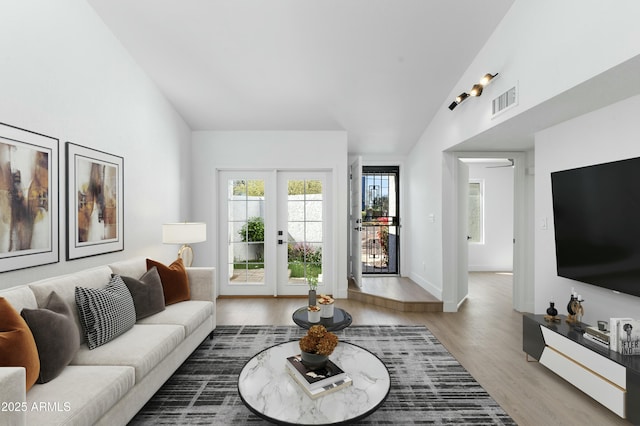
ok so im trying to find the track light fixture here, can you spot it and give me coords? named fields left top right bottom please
left=480, top=73, right=497, bottom=86
left=447, top=72, right=499, bottom=111
left=470, top=84, right=483, bottom=97
left=456, top=92, right=470, bottom=103
left=448, top=92, right=470, bottom=110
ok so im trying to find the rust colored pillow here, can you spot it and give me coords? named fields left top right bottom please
left=146, top=258, right=191, bottom=305
left=0, top=297, right=40, bottom=391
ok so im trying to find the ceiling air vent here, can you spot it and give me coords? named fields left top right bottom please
left=492, top=85, right=517, bottom=117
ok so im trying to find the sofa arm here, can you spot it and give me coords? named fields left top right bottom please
left=0, top=367, right=27, bottom=426
left=186, top=267, right=216, bottom=302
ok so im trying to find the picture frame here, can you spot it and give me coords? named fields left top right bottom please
left=0, top=122, right=59, bottom=272
left=66, top=142, right=124, bottom=260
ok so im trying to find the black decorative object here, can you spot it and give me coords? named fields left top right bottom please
left=566, top=291, right=584, bottom=325
left=567, top=294, right=576, bottom=317
left=544, top=301, right=560, bottom=322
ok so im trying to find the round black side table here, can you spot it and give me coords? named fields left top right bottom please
left=292, top=307, right=353, bottom=331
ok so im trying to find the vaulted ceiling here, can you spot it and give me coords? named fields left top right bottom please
left=88, top=0, right=514, bottom=155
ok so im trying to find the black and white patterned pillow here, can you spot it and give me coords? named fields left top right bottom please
left=75, top=275, right=136, bottom=350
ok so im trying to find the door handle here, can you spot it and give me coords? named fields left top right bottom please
left=354, top=227, right=362, bottom=231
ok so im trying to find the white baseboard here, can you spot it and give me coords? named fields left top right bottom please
left=407, top=272, right=442, bottom=300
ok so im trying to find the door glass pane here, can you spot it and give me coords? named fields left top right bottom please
left=228, top=179, right=265, bottom=284
left=305, top=201, right=323, bottom=221
left=287, top=179, right=323, bottom=285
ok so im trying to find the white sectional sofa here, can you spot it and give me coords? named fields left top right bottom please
left=0, top=257, right=216, bottom=426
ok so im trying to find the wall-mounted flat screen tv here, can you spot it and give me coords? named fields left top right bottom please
left=551, top=156, right=640, bottom=298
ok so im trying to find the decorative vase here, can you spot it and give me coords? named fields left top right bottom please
left=546, top=302, right=558, bottom=317
left=308, top=290, right=317, bottom=306
left=300, top=351, right=328, bottom=370
left=318, top=294, right=335, bottom=318
left=320, top=302, right=334, bottom=318
left=307, top=305, right=321, bottom=323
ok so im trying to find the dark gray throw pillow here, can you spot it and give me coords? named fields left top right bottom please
left=21, top=291, right=80, bottom=383
left=116, top=266, right=165, bottom=320
left=75, top=275, right=136, bottom=350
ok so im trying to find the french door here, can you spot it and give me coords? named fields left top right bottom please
left=219, top=170, right=331, bottom=296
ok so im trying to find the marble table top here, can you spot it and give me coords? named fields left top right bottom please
left=238, top=340, right=390, bottom=425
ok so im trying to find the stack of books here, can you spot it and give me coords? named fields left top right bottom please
left=285, top=355, right=352, bottom=399
left=583, top=325, right=609, bottom=349
left=610, top=318, right=640, bottom=355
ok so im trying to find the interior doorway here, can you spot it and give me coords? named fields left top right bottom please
left=361, top=166, right=399, bottom=275
left=461, top=158, right=514, bottom=273
left=448, top=152, right=529, bottom=313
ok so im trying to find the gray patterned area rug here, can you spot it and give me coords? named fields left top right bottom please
left=129, top=325, right=516, bottom=425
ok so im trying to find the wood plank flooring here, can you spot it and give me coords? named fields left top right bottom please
left=216, top=272, right=630, bottom=426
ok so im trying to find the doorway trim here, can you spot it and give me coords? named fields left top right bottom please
left=443, top=151, right=532, bottom=313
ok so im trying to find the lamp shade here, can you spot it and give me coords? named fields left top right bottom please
left=162, top=222, right=207, bottom=244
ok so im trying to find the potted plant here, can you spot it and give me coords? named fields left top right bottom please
left=299, top=325, right=338, bottom=369
left=318, top=294, right=335, bottom=318
left=307, top=276, right=318, bottom=306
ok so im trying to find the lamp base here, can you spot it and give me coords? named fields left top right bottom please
left=177, top=244, right=194, bottom=267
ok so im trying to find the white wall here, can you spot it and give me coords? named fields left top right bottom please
left=191, top=131, right=349, bottom=298
left=0, top=0, right=190, bottom=289
left=467, top=163, right=513, bottom=271
left=406, top=1, right=640, bottom=311
left=535, top=94, right=640, bottom=324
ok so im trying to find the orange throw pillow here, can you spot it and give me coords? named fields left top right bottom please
left=0, top=297, right=40, bottom=391
left=146, top=258, right=191, bottom=305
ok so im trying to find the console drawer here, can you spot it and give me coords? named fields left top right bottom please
left=541, top=327, right=626, bottom=387
left=539, top=346, right=625, bottom=417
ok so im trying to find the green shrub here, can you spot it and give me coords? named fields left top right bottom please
left=239, top=217, right=264, bottom=260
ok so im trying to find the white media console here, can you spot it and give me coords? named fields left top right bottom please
left=523, top=313, right=640, bottom=423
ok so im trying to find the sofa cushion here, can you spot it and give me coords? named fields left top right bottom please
left=0, top=297, right=40, bottom=391
left=70, top=324, right=184, bottom=383
left=117, top=267, right=165, bottom=320
left=108, top=257, right=147, bottom=280
left=21, top=292, right=80, bottom=383
left=75, top=275, right=136, bottom=349
left=26, top=365, right=134, bottom=426
left=0, top=285, right=38, bottom=312
left=137, top=300, right=213, bottom=336
left=146, top=258, right=191, bottom=305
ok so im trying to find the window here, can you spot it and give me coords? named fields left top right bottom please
left=468, top=180, right=484, bottom=244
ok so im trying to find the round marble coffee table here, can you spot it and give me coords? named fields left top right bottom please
left=238, top=340, right=390, bottom=425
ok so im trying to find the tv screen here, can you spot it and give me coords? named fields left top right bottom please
left=551, top=156, right=640, bottom=297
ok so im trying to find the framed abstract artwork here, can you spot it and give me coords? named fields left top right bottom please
left=66, top=142, right=124, bottom=260
left=0, top=122, right=59, bottom=272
